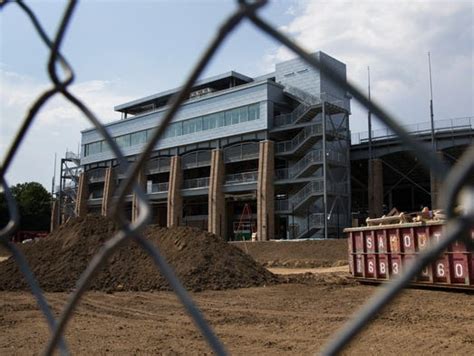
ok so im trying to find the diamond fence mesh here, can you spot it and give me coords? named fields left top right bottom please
left=0, top=1, right=473, bottom=355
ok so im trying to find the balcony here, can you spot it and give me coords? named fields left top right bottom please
left=148, top=182, right=169, bottom=194
left=182, top=150, right=211, bottom=170
left=225, top=171, right=258, bottom=185
left=87, top=167, right=107, bottom=183
left=182, top=177, right=210, bottom=190
left=146, top=157, right=171, bottom=174
left=224, top=142, right=259, bottom=163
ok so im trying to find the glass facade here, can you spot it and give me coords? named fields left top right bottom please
left=84, top=103, right=261, bottom=157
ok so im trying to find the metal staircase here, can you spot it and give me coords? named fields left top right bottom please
left=274, top=87, right=323, bottom=127
left=288, top=179, right=348, bottom=214
left=275, top=124, right=323, bottom=156
left=58, top=151, right=82, bottom=220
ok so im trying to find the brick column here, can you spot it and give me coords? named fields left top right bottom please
left=167, top=156, right=183, bottom=227
left=50, top=199, right=59, bottom=231
left=368, top=158, right=383, bottom=218
left=257, top=140, right=274, bottom=241
left=208, top=149, right=225, bottom=237
left=430, top=151, right=445, bottom=210
left=101, top=167, right=116, bottom=217
left=75, top=172, right=88, bottom=217
left=131, top=166, right=147, bottom=222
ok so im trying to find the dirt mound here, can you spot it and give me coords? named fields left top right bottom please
left=232, top=239, right=348, bottom=268
left=0, top=216, right=277, bottom=292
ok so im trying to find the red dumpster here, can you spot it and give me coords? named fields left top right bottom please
left=345, top=221, right=473, bottom=290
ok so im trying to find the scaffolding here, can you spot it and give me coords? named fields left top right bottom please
left=54, top=151, right=82, bottom=226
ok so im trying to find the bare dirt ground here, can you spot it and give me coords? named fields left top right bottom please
left=1, top=276, right=473, bottom=355
left=1, top=224, right=473, bottom=355
left=268, top=265, right=349, bottom=275
left=233, top=239, right=349, bottom=268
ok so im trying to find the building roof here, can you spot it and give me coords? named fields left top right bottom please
left=114, top=71, right=254, bottom=112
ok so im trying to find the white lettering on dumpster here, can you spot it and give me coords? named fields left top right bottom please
left=437, top=263, right=445, bottom=277
left=378, top=237, right=384, bottom=250
left=404, top=235, right=411, bottom=248
left=368, top=261, right=374, bottom=274
left=392, top=262, right=399, bottom=274
left=367, top=237, right=373, bottom=249
left=455, top=264, right=463, bottom=278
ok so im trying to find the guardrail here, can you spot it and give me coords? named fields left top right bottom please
left=182, top=151, right=212, bottom=169
left=275, top=124, right=323, bottom=154
left=148, top=182, right=169, bottom=193
left=182, top=177, right=210, bottom=189
left=146, top=157, right=171, bottom=173
left=351, top=116, right=474, bottom=145
left=224, top=142, right=260, bottom=163
left=87, top=168, right=107, bottom=183
left=274, top=89, right=348, bottom=127
left=225, top=171, right=258, bottom=184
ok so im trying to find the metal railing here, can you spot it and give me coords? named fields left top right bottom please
left=182, top=150, right=212, bottom=169
left=275, top=123, right=323, bottom=154
left=182, top=177, right=210, bottom=189
left=224, top=142, right=260, bottom=162
left=146, top=157, right=171, bottom=173
left=87, top=168, right=107, bottom=183
left=148, top=182, right=169, bottom=193
left=274, top=89, right=348, bottom=127
left=351, top=116, right=474, bottom=145
left=1, top=1, right=472, bottom=356
left=225, top=171, right=258, bottom=184
left=289, top=179, right=347, bottom=210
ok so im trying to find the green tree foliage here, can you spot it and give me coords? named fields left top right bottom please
left=0, top=182, right=51, bottom=231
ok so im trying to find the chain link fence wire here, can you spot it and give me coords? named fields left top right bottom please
left=0, top=0, right=473, bottom=355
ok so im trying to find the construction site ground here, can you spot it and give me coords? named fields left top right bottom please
left=1, top=276, right=473, bottom=355
left=0, top=222, right=473, bottom=355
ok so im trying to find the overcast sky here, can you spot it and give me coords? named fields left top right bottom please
left=1, top=0, right=473, bottom=191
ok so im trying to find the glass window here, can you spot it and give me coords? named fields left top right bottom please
left=225, top=111, right=232, bottom=126
left=183, top=119, right=196, bottom=135
left=194, top=117, right=202, bottom=132
left=85, top=141, right=102, bottom=156
left=115, top=134, right=131, bottom=148
left=102, top=141, right=111, bottom=152
left=249, top=103, right=259, bottom=121
left=146, top=129, right=154, bottom=141
left=217, top=112, right=225, bottom=127
left=203, top=116, right=210, bottom=130
left=231, top=108, right=240, bottom=124
left=239, top=106, right=248, bottom=122
left=131, top=131, right=147, bottom=145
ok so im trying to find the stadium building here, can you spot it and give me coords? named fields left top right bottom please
left=72, top=52, right=351, bottom=240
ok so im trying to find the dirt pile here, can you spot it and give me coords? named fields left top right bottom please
left=0, top=216, right=277, bottom=292
left=232, top=239, right=349, bottom=268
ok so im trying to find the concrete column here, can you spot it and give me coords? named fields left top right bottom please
left=208, top=149, right=225, bottom=237
left=131, top=167, right=147, bottom=223
left=101, top=167, right=115, bottom=217
left=50, top=199, right=59, bottom=231
left=167, top=156, right=183, bottom=227
left=75, top=172, right=88, bottom=217
left=430, top=151, right=445, bottom=210
left=257, top=140, right=275, bottom=241
left=368, top=159, right=383, bottom=218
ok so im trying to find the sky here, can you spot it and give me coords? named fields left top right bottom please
left=1, top=0, right=473, bottom=191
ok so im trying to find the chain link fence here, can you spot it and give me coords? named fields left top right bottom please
left=1, top=1, right=473, bottom=355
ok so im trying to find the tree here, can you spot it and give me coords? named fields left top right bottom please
left=0, top=182, right=52, bottom=231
